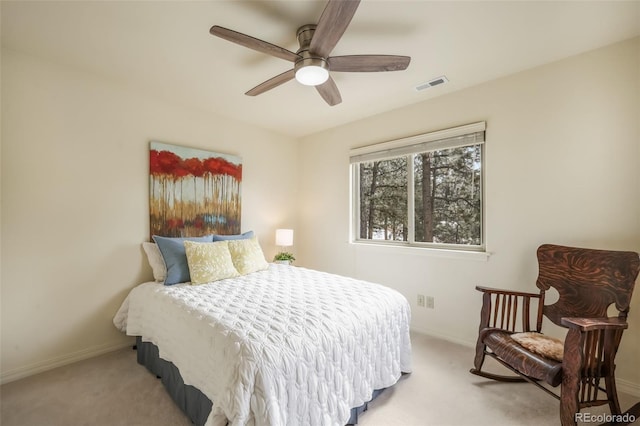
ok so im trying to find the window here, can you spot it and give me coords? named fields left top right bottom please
left=351, top=122, right=485, bottom=251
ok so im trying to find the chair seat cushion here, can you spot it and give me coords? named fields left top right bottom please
left=510, top=332, right=563, bottom=362
left=483, top=330, right=563, bottom=386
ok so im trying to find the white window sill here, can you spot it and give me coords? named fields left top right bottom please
left=351, top=240, right=491, bottom=261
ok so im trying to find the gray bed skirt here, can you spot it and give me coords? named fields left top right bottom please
left=135, top=336, right=386, bottom=425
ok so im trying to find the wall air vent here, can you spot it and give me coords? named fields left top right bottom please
left=415, top=75, right=449, bottom=91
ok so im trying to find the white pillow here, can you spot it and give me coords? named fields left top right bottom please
left=142, top=242, right=166, bottom=282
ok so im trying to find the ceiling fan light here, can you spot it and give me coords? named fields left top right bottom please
left=295, top=66, right=329, bottom=86
left=294, top=57, right=329, bottom=86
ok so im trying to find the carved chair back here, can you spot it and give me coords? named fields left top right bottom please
left=535, top=244, right=640, bottom=328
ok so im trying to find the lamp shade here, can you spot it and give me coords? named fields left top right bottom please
left=275, top=229, right=294, bottom=247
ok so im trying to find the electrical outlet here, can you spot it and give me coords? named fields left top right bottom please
left=417, top=294, right=425, bottom=307
left=426, top=296, right=435, bottom=309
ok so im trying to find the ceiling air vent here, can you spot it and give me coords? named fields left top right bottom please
left=415, top=76, right=449, bottom=91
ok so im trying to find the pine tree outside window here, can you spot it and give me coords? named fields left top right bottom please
left=350, top=122, right=485, bottom=251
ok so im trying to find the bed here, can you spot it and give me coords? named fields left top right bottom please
left=114, top=244, right=412, bottom=426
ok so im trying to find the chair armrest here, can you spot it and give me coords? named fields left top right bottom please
left=475, top=285, right=541, bottom=298
left=561, top=317, right=628, bottom=332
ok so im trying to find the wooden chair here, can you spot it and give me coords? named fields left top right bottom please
left=470, top=244, right=640, bottom=426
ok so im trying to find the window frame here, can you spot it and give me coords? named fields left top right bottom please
left=350, top=122, right=486, bottom=253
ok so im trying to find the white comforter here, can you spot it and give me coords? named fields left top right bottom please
left=114, top=264, right=412, bottom=426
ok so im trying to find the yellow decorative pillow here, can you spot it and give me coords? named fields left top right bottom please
left=183, top=241, right=239, bottom=285
left=227, top=236, right=269, bottom=275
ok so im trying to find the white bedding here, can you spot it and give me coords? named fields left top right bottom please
left=114, top=264, right=412, bottom=426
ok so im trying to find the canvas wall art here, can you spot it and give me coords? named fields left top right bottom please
left=149, top=141, right=242, bottom=237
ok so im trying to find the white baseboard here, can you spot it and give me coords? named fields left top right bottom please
left=410, top=326, right=476, bottom=348
left=1, top=339, right=134, bottom=385
left=618, top=378, right=640, bottom=398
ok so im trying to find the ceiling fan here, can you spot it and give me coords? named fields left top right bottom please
left=209, top=0, right=411, bottom=106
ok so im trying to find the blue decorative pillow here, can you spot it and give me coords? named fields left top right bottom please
left=211, top=230, right=254, bottom=241
left=152, top=235, right=214, bottom=285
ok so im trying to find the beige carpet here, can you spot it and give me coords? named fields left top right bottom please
left=1, top=332, right=637, bottom=426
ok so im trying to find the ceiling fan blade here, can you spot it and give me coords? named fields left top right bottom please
left=329, top=55, right=411, bottom=72
left=210, top=26, right=300, bottom=63
left=245, top=69, right=296, bottom=96
left=315, top=77, right=342, bottom=106
left=309, top=0, right=361, bottom=58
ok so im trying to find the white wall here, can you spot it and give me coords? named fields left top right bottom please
left=2, top=37, right=639, bottom=394
left=0, top=48, right=298, bottom=382
left=296, top=38, right=640, bottom=391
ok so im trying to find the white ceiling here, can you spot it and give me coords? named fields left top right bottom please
left=2, top=1, right=639, bottom=138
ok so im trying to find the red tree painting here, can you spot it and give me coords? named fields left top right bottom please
left=149, top=141, right=242, bottom=237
